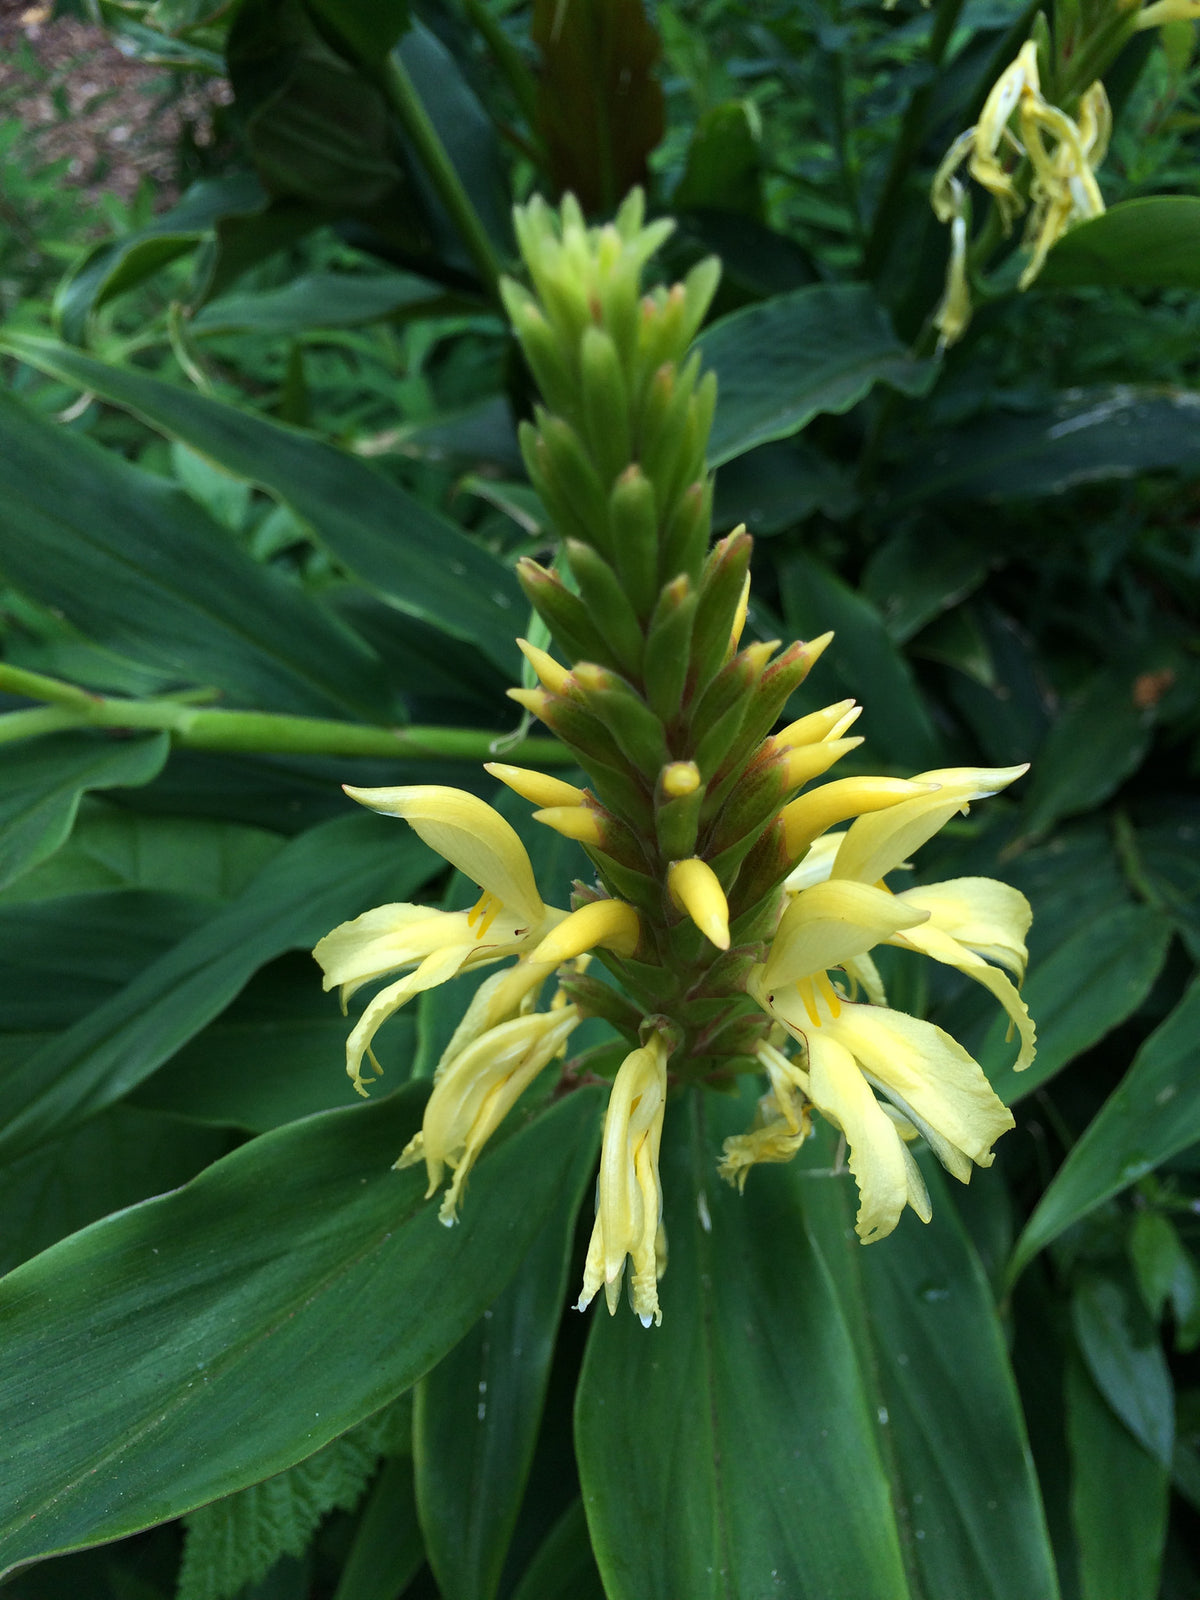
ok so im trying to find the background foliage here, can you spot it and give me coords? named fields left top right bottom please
left=0, top=0, right=1198, bottom=1596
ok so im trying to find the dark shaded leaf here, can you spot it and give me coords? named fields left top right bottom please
left=1040, top=198, right=1200, bottom=291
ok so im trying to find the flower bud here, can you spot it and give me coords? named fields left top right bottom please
left=516, top=558, right=621, bottom=669
left=571, top=662, right=670, bottom=774
left=580, top=325, right=632, bottom=486
left=609, top=465, right=660, bottom=621
left=643, top=575, right=697, bottom=722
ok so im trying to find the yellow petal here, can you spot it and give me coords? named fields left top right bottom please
left=780, top=737, right=863, bottom=790
left=805, top=1031, right=910, bottom=1243
left=782, top=832, right=844, bottom=892
left=667, top=858, right=730, bottom=950
left=761, top=879, right=928, bottom=991
left=893, top=920, right=1036, bottom=1073
left=516, top=637, right=571, bottom=693
left=485, top=762, right=584, bottom=808
left=781, top=778, right=938, bottom=860
left=897, top=877, right=1031, bottom=979
left=343, top=785, right=545, bottom=926
left=531, top=897, right=640, bottom=962
left=831, top=765, right=1027, bottom=885
left=344, top=943, right=470, bottom=1093
left=773, top=699, right=858, bottom=752
left=531, top=804, right=604, bottom=845
left=433, top=958, right=558, bottom=1081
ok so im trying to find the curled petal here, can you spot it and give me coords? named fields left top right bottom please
left=831, top=765, right=1027, bottom=885
left=531, top=898, right=640, bottom=963
left=897, top=877, right=1032, bottom=980
left=893, top=921, right=1036, bottom=1073
left=805, top=1031, right=915, bottom=1243
left=762, top=879, right=927, bottom=992
left=343, top=784, right=545, bottom=926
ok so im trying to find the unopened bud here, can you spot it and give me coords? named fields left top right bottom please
left=667, top=858, right=730, bottom=950
left=781, top=778, right=938, bottom=860
left=485, top=761, right=584, bottom=808
left=531, top=897, right=641, bottom=963
left=662, top=761, right=701, bottom=798
left=516, top=637, right=571, bottom=695
left=532, top=804, right=606, bottom=846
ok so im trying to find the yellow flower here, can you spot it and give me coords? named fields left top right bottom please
left=577, top=1034, right=669, bottom=1327
left=737, top=765, right=1029, bottom=1241
left=718, top=1041, right=812, bottom=1190
left=313, top=784, right=635, bottom=1094
left=396, top=959, right=580, bottom=1225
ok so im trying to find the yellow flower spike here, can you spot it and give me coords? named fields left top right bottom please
left=397, top=1004, right=581, bottom=1225
left=516, top=637, right=572, bottom=694
left=830, top=764, right=1028, bottom=886
left=530, top=897, right=641, bottom=963
left=484, top=761, right=585, bottom=809
left=661, top=760, right=701, bottom=797
left=759, top=878, right=928, bottom=993
left=343, top=784, right=546, bottom=926
left=577, top=1033, right=670, bottom=1327
left=531, top=804, right=605, bottom=845
left=667, top=858, right=731, bottom=950
left=780, top=736, right=864, bottom=790
left=781, top=777, right=939, bottom=860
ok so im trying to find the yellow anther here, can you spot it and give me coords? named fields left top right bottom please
left=466, top=890, right=504, bottom=940
left=485, top=762, right=585, bottom=808
left=796, top=978, right=821, bottom=1029
left=661, top=760, right=701, bottom=798
left=667, top=858, right=730, bottom=951
left=815, top=971, right=842, bottom=1018
left=516, top=638, right=571, bottom=695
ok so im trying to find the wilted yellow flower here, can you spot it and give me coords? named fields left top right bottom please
left=577, top=1034, right=669, bottom=1327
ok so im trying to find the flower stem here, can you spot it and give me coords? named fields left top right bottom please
left=382, top=53, right=505, bottom=298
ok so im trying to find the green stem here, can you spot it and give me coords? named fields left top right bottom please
left=460, top=0, right=541, bottom=136
left=864, top=0, right=970, bottom=280
left=383, top=53, right=505, bottom=298
left=0, top=665, right=575, bottom=766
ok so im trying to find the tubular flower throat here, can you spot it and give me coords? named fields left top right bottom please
left=314, top=191, right=1038, bottom=1321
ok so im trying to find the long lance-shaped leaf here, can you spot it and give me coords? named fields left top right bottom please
left=0, top=1082, right=602, bottom=1574
left=0, top=387, right=392, bottom=720
left=1, top=336, right=523, bottom=676
left=0, top=812, right=434, bottom=1166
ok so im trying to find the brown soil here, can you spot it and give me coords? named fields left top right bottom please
left=0, top=1, right=231, bottom=205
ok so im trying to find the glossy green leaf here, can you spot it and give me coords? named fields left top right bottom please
left=981, top=903, right=1173, bottom=1105
left=1, top=336, right=523, bottom=675
left=52, top=174, right=267, bottom=343
left=0, top=802, right=283, bottom=906
left=509, top=1500, right=605, bottom=1600
left=0, top=811, right=435, bottom=1166
left=1065, top=1353, right=1169, bottom=1600
left=1071, top=1273, right=1174, bottom=1468
left=898, top=389, right=1200, bottom=503
left=192, top=271, right=446, bottom=336
left=178, top=1399, right=411, bottom=1600
left=700, top=284, right=933, bottom=468
left=1129, top=1212, right=1200, bottom=1349
left=414, top=1130, right=594, bottom=1600
left=1040, top=197, right=1200, bottom=291
left=0, top=1105, right=230, bottom=1276
left=331, top=1456, right=425, bottom=1600
left=863, top=529, right=988, bottom=645
left=0, top=1082, right=603, bottom=1572
left=1011, top=976, right=1200, bottom=1278
left=131, top=952, right=413, bottom=1132
left=576, top=1089, right=909, bottom=1600
left=777, top=550, right=944, bottom=767
left=808, top=1141, right=1060, bottom=1600
left=0, top=387, right=391, bottom=719
left=0, top=732, right=168, bottom=892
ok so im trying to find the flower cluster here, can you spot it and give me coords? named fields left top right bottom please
left=315, top=193, right=1036, bottom=1326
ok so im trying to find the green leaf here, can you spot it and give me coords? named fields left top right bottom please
left=0, top=387, right=391, bottom=719
left=0, top=1082, right=603, bottom=1572
left=700, top=284, right=933, bottom=468
left=576, top=1089, right=910, bottom=1600
left=673, top=101, right=764, bottom=220
left=1065, top=1352, right=1169, bottom=1600
left=1019, top=669, right=1157, bottom=838
left=810, top=1141, right=1060, bottom=1600
left=307, top=0, right=409, bottom=69
left=862, top=529, right=988, bottom=645
left=898, top=389, right=1200, bottom=503
left=1011, top=977, right=1200, bottom=1278
left=52, top=174, right=267, bottom=343
left=0, top=803, right=283, bottom=906
left=777, top=550, right=944, bottom=767
left=178, top=1399, right=411, bottom=1600
left=0, top=812, right=435, bottom=1166
left=1040, top=197, right=1200, bottom=291
left=509, top=1500, right=605, bottom=1600
left=1129, top=1212, right=1200, bottom=1349
left=1071, top=1273, right=1174, bottom=1469
left=981, top=903, right=1173, bottom=1105
left=131, top=952, right=410, bottom=1133
left=0, top=1105, right=230, bottom=1277
left=1, top=336, right=523, bottom=676
left=192, top=271, right=446, bottom=336
left=0, top=733, right=168, bottom=892
left=414, top=1152, right=588, bottom=1600
left=331, top=1456, right=425, bottom=1600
